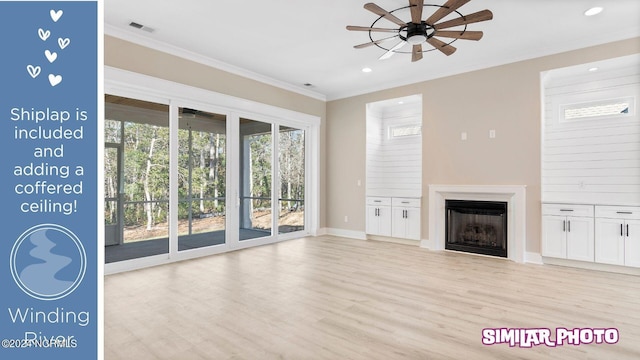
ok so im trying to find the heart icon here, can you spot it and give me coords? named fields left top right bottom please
left=27, top=65, right=41, bottom=79
left=50, top=9, right=63, bottom=22
left=48, top=74, right=62, bottom=87
left=58, top=37, right=70, bottom=50
left=38, top=28, right=50, bottom=41
left=45, top=50, right=58, bottom=63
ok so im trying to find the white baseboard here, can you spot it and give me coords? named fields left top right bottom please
left=367, top=235, right=421, bottom=246
left=420, top=239, right=435, bottom=250
left=321, top=228, right=367, bottom=240
left=542, top=257, right=640, bottom=276
left=525, top=252, right=543, bottom=265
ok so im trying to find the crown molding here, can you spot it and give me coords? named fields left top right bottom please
left=105, top=24, right=327, bottom=102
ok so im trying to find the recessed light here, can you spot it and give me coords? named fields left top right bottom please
left=362, top=67, right=372, bottom=73
left=584, top=7, right=603, bottom=16
left=398, top=101, right=404, bottom=104
left=588, top=67, right=599, bottom=72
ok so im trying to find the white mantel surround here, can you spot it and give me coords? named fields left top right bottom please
left=425, top=185, right=527, bottom=263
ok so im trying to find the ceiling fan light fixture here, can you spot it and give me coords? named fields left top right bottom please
left=584, top=7, right=603, bottom=16
left=407, top=34, right=427, bottom=45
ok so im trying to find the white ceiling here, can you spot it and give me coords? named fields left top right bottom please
left=105, top=0, right=640, bottom=101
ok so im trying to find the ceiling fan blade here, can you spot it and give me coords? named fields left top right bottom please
left=412, top=44, right=423, bottom=62
left=346, top=25, right=399, bottom=33
left=353, top=35, right=399, bottom=49
left=433, top=9, right=494, bottom=30
left=426, top=37, right=457, bottom=56
left=425, top=0, right=471, bottom=25
left=433, top=30, right=483, bottom=40
left=379, top=41, right=406, bottom=60
left=409, top=0, right=424, bottom=24
left=364, top=3, right=406, bottom=27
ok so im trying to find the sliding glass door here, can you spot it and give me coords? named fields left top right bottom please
left=104, top=95, right=170, bottom=263
left=104, top=91, right=314, bottom=268
left=278, top=126, right=305, bottom=234
left=178, top=108, right=227, bottom=251
left=239, top=118, right=273, bottom=241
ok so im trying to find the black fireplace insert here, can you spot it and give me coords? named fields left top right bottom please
left=445, top=199, right=507, bottom=258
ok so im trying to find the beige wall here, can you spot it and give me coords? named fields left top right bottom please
left=105, top=35, right=328, bottom=228
left=327, top=37, right=640, bottom=253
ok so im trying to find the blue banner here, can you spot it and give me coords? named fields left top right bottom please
left=0, top=1, right=98, bottom=359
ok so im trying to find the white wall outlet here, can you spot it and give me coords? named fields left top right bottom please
left=357, top=179, right=361, bottom=187
left=489, top=130, right=496, bottom=138
left=461, top=132, right=467, bottom=140
left=344, top=216, right=349, bottom=223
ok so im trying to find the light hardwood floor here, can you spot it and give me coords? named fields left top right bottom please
left=104, top=236, right=640, bottom=359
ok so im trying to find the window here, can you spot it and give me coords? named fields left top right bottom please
left=390, top=124, right=421, bottom=138
left=561, top=97, right=635, bottom=122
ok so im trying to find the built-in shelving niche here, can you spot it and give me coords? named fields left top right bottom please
left=366, top=95, right=423, bottom=198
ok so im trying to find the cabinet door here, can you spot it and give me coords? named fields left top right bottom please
left=542, top=215, right=567, bottom=258
left=378, top=206, right=392, bottom=237
left=566, top=216, right=594, bottom=262
left=366, top=205, right=378, bottom=235
left=625, top=219, right=640, bottom=268
left=595, top=218, right=625, bottom=265
left=366, top=206, right=391, bottom=236
left=405, top=207, right=421, bottom=240
left=392, top=207, right=421, bottom=240
left=391, top=207, right=406, bottom=238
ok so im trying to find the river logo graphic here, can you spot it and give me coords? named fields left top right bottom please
left=10, top=224, right=86, bottom=301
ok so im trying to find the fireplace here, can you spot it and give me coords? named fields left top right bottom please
left=445, top=200, right=507, bottom=258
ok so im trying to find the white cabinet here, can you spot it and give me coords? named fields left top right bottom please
left=391, top=198, right=421, bottom=240
left=367, top=197, right=421, bottom=240
left=626, top=220, right=640, bottom=268
left=366, top=197, right=391, bottom=237
left=595, top=206, right=640, bottom=268
left=542, top=204, right=594, bottom=262
left=595, top=217, right=625, bottom=265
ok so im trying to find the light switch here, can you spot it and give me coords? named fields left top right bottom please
left=489, top=130, right=496, bottom=138
left=461, top=132, right=467, bottom=140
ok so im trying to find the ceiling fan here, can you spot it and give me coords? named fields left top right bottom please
left=347, top=0, right=493, bottom=62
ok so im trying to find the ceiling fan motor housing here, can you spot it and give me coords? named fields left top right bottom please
left=401, top=22, right=431, bottom=45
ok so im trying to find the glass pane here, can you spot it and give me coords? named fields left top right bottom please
left=104, top=119, right=121, bottom=143
left=178, top=108, right=227, bottom=251
left=240, top=118, right=273, bottom=240
left=104, top=146, right=119, bottom=202
left=104, top=95, right=169, bottom=263
left=279, top=126, right=305, bottom=234
left=564, top=101, right=630, bottom=120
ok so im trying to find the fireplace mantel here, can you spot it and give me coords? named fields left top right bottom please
left=425, top=185, right=527, bottom=263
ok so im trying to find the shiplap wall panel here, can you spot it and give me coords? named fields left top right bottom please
left=542, top=62, right=640, bottom=205
left=366, top=102, right=422, bottom=198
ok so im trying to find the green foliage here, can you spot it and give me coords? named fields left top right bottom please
left=105, top=117, right=305, bottom=233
